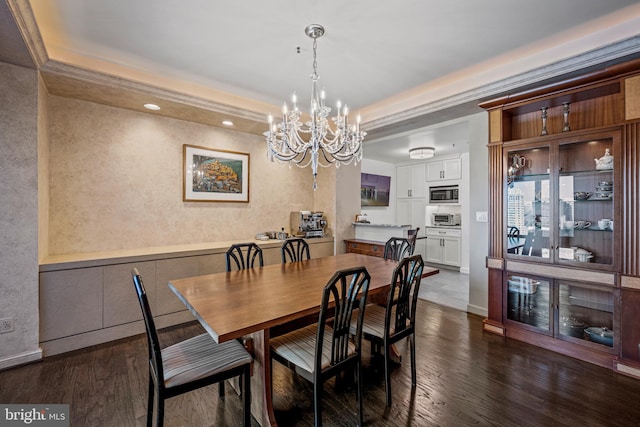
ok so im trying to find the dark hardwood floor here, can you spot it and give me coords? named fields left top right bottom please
left=2, top=300, right=640, bottom=426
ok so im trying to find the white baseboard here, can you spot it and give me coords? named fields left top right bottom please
left=466, top=303, right=487, bottom=317
left=0, top=348, right=42, bottom=370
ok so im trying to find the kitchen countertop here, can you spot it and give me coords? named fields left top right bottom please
left=352, top=222, right=411, bottom=228
left=39, top=237, right=335, bottom=272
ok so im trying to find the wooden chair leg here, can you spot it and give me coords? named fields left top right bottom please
left=314, top=380, right=322, bottom=427
left=384, top=344, right=392, bottom=407
left=410, top=334, right=417, bottom=387
left=156, top=391, right=164, bottom=427
left=219, top=381, right=225, bottom=399
left=146, top=378, right=154, bottom=427
left=243, top=368, right=251, bottom=427
left=357, top=361, right=364, bottom=427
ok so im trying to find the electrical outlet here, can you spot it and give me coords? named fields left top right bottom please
left=0, top=317, right=14, bottom=333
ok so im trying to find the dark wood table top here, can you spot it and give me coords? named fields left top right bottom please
left=169, top=253, right=438, bottom=343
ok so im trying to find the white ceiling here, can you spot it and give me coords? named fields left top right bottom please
left=21, top=1, right=640, bottom=163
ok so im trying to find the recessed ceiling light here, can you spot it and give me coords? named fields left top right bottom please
left=143, top=103, right=160, bottom=110
left=222, top=120, right=234, bottom=126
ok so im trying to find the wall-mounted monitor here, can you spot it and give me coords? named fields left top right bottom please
left=361, top=173, right=391, bottom=207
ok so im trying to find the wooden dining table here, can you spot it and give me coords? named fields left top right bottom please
left=168, top=252, right=439, bottom=426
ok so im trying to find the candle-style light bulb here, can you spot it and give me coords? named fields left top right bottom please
left=268, top=114, right=273, bottom=124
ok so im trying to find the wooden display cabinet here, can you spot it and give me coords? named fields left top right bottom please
left=481, top=58, right=640, bottom=378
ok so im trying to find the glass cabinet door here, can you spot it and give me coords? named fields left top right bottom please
left=506, top=273, right=551, bottom=332
left=557, top=281, right=614, bottom=349
left=506, top=146, right=550, bottom=260
left=557, top=137, right=614, bottom=267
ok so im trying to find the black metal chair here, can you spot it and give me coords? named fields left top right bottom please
left=281, top=237, right=311, bottom=263
left=131, top=268, right=252, bottom=427
left=351, top=254, right=424, bottom=407
left=226, top=242, right=264, bottom=271
left=383, top=237, right=414, bottom=261
left=270, top=266, right=371, bottom=427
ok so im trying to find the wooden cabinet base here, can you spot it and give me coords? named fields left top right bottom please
left=344, top=239, right=385, bottom=258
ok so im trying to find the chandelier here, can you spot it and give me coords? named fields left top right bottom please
left=264, top=24, right=366, bottom=190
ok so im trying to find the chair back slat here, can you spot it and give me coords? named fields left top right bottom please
left=281, top=238, right=311, bottom=263
left=316, top=267, right=370, bottom=375
left=226, top=243, right=264, bottom=271
left=131, top=268, right=165, bottom=387
left=384, top=237, right=414, bottom=261
left=386, top=255, right=424, bottom=337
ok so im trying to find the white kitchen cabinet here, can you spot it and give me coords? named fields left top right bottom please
left=424, top=227, right=461, bottom=266
left=426, top=158, right=461, bottom=182
left=397, top=164, right=426, bottom=198
left=397, top=198, right=426, bottom=231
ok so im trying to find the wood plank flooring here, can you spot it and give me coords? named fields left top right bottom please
left=2, top=300, right=640, bottom=426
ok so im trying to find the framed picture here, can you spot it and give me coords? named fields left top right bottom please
left=360, top=173, right=391, bottom=206
left=183, top=144, right=250, bottom=202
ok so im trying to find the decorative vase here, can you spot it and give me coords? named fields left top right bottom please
left=540, top=107, right=548, bottom=136
left=562, top=102, right=571, bottom=132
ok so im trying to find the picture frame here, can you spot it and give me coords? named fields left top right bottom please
left=183, top=144, right=250, bottom=202
left=360, top=173, right=391, bottom=207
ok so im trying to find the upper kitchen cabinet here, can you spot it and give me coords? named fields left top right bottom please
left=426, top=157, right=461, bottom=182
left=397, top=164, right=426, bottom=198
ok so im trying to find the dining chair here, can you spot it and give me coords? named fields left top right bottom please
left=131, top=268, right=252, bottom=427
left=507, top=226, right=521, bottom=254
left=407, top=227, right=420, bottom=249
left=226, top=242, right=264, bottom=271
left=270, top=266, right=371, bottom=427
left=281, top=237, right=311, bottom=263
left=383, top=237, right=414, bottom=261
left=351, top=254, right=424, bottom=407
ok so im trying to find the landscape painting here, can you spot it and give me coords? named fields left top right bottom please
left=183, top=144, right=250, bottom=202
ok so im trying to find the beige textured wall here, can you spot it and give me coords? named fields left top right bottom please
left=0, top=62, right=40, bottom=364
left=38, top=74, right=49, bottom=262
left=312, top=163, right=360, bottom=255
left=47, top=96, right=316, bottom=254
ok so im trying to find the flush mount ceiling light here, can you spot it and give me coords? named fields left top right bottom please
left=143, top=103, right=160, bottom=110
left=409, top=147, right=435, bottom=159
left=264, top=24, right=366, bottom=191
left=222, top=120, right=234, bottom=126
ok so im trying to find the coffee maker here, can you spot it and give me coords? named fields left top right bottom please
left=290, top=211, right=327, bottom=238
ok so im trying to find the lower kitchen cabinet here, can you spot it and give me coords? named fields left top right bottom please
left=424, top=228, right=461, bottom=266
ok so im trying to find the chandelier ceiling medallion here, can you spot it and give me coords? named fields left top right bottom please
left=264, top=24, right=366, bottom=190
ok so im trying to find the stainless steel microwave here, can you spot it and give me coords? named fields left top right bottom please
left=429, top=185, right=459, bottom=204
